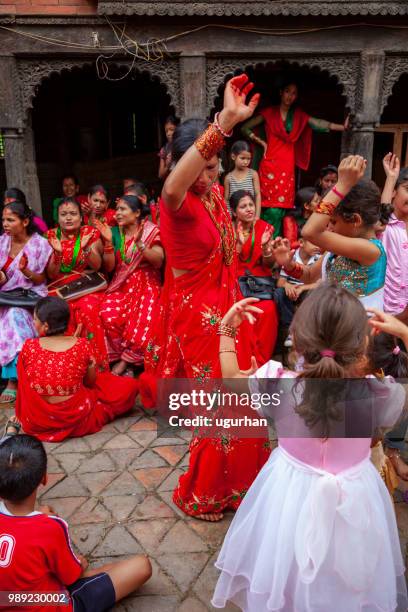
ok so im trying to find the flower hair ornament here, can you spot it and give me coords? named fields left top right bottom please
left=392, top=345, right=401, bottom=356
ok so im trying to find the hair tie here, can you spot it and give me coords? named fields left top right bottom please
left=321, top=349, right=336, bottom=358
left=392, top=346, right=401, bottom=356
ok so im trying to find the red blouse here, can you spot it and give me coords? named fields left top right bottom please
left=20, top=337, right=93, bottom=396
left=46, top=225, right=100, bottom=279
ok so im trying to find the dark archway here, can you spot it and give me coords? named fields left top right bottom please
left=32, top=64, right=174, bottom=223
left=211, top=61, right=347, bottom=189
left=373, top=73, right=408, bottom=186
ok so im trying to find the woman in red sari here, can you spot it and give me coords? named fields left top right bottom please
left=83, top=184, right=117, bottom=227
left=46, top=197, right=109, bottom=369
left=231, top=189, right=278, bottom=364
left=16, top=297, right=139, bottom=442
left=142, top=75, right=270, bottom=521
left=242, top=82, right=349, bottom=236
left=96, top=195, right=164, bottom=376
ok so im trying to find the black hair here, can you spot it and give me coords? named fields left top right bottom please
left=0, top=435, right=47, bottom=503
left=231, top=140, right=251, bottom=157
left=56, top=196, right=82, bottom=215
left=371, top=332, right=408, bottom=378
left=171, top=118, right=209, bottom=163
left=61, top=174, right=79, bottom=186
left=396, top=167, right=408, bottom=189
left=124, top=182, right=147, bottom=198
left=118, top=194, right=150, bottom=219
left=35, top=296, right=70, bottom=336
left=164, top=115, right=179, bottom=127
left=88, top=184, right=109, bottom=199
left=295, top=187, right=316, bottom=209
left=4, top=187, right=27, bottom=205
left=319, top=165, right=338, bottom=179
left=335, top=179, right=392, bottom=227
left=3, top=200, right=37, bottom=235
left=229, top=189, right=255, bottom=214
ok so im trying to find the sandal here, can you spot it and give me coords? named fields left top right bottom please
left=0, top=389, right=17, bottom=404
left=3, top=417, right=21, bottom=437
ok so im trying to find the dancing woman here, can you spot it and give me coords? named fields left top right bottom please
left=242, top=82, right=349, bottom=235
left=142, top=75, right=270, bottom=521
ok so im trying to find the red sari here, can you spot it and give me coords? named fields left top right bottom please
left=99, top=221, right=162, bottom=365
left=259, top=106, right=312, bottom=209
left=16, top=338, right=138, bottom=442
left=46, top=226, right=108, bottom=370
left=143, top=184, right=270, bottom=516
left=237, top=219, right=278, bottom=364
left=83, top=209, right=117, bottom=227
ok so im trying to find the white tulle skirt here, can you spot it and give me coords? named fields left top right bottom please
left=212, top=447, right=408, bottom=612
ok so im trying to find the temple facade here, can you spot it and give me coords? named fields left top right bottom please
left=1, top=0, right=408, bottom=216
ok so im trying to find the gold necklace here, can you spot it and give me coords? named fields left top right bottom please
left=202, top=191, right=235, bottom=266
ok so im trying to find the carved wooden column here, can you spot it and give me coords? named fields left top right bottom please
left=179, top=55, right=207, bottom=120
left=0, top=56, right=42, bottom=214
left=349, top=51, right=385, bottom=176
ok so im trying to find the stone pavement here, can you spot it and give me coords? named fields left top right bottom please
left=1, top=402, right=408, bottom=611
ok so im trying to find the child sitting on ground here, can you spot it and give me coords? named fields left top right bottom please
left=0, top=434, right=151, bottom=611
left=274, top=237, right=321, bottom=348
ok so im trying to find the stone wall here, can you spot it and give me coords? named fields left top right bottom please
left=0, top=0, right=96, bottom=15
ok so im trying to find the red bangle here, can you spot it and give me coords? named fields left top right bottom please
left=284, top=262, right=303, bottom=279
left=332, top=186, right=346, bottom=200
left=315, top=201, right=337, bottom=217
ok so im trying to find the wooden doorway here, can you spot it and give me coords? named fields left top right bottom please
left=372, top=124, right=408, bottom=187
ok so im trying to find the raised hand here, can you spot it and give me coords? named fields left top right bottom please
left=236, top=221, right=247, bottom=245
left=337, top=155, right=367, bottom=193
left=18, top=252, right=28, bottom=272
left=81, top=232, right=93, bottom=251
left=94, top=219, right=112, bottom=243
left=218, top=74, right=260, bottom=134
left=135, top=219, right=146, bottom=244
left=49, top=236, right=62, bottom=254
left=382, top=153, right=400, bottom=180
left=271, top=237, right=294, bottom=268
left=261, top=225, right=273, bottom=247
left=240, top=356, right=259, bottom=376
left=367, top=308, right=408, bottom=341
left=80, top=200, right=92, bottom=216
left=221, top=297, right=263, bottom=330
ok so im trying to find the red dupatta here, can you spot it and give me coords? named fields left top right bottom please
left=107, top=220, right=160, bottom=294
left=262, top=106, right=312, bottom=171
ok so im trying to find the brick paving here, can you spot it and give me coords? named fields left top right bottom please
left=1, top=402, right=408, bottom=611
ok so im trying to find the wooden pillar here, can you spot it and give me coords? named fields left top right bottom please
left=350, top=51, right=385, bottom=177
left=179, top=55, right=207, bottom=120
left=0, top=56, right=42, bottom=214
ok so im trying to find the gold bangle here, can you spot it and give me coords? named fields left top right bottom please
left=315, top=201, right=337, bottom=216
left=195, top=124, right=225, bottom=161
left=219, top=349, right=237, bottom=354
left=217, top=323, right=237, bottom=338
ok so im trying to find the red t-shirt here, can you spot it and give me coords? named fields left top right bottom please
left=0, top=503, right=81, bottom=612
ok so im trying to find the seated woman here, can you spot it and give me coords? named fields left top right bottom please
left=231, top=189, right=278, bottom=364
left=46, top=197, right=108, bottom=369
left=96, top=195, right=164, bottom=376
left=83, top=184, right=117, bottom=227
left=0, top=201, right=51, bottom=403
left=3, top=188, right=48, bottom=234
left=16, top=297, right=139, bottom=442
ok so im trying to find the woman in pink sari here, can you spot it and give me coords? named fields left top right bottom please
left=0, top=201, right=51, bottom=403
left=96, top=195, right=164, bottom=376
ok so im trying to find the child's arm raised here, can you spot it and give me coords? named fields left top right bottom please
left=382, top=153, right=399, bottom=204
left=301, top=155, right=379, bottom=266
left=271, top=237, right=323, bottom=284
left=252, top=170, right=262, bottom=219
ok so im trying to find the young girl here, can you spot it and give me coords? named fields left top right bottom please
left=212, top=287, right=408, bottom=612
left=158, top=115, right=178, bottom=180
left=16, top=296, right=139, bottom=442
left=224, top=141, right=261, bottom=218
left=272, top=155, right=389, bottom=310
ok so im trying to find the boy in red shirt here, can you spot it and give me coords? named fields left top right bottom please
left=0, top=434, right=151, bottom=611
